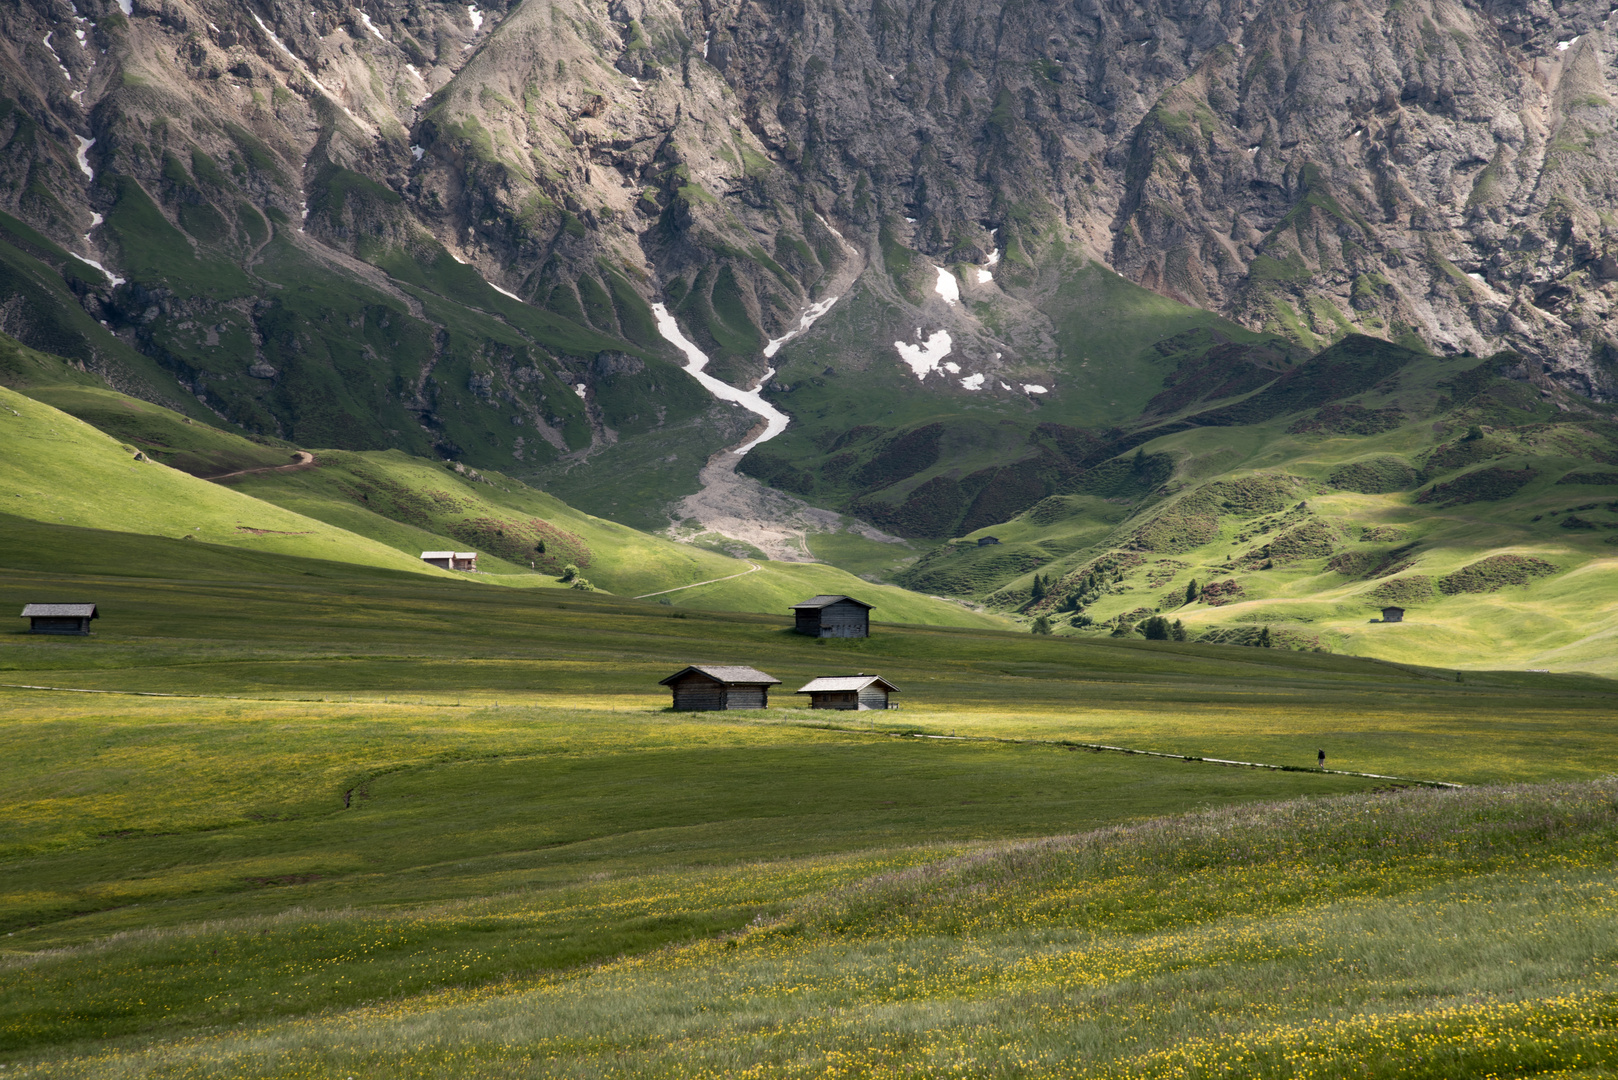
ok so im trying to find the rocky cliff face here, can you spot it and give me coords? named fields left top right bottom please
left=703, top=0, right=1618, bottom=394
left=0, top=0, right=1615, bottom=488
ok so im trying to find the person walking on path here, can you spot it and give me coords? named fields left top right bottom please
left=1317, top=748, right=1326, bottom=770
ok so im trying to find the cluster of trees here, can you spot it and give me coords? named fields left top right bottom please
left=1111, top=615, right=1189, bottom=641
left=1035, top=614, right=1192, bottom=639
left=1030, top=563, right=1130, bottom=618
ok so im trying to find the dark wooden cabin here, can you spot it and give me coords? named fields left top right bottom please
left=791, top=595, right=872, bottom=638
left=21, top=603, right=98, bottom=635
left=796, top=675, right=899, bottom=711
left=976, top=536, right=1001, bottom=546
left=1381, top=606, right=1405, bottom=623
left=659, top=665, right=782, bottom=711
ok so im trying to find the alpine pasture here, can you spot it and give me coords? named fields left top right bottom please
left=3, top=534, right=1617, bottom=1077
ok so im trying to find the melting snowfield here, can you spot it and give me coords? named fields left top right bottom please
left=71, top=253, right=124, bottom=287
left=894, top=330, right=954, bottom=379
left=654, top=302, right=864, bottom=560
left=650, top=220, right=890, bottom=561
left=763, top=295, right=838, bottom=358
left=651, top=304, right=789, bottom=454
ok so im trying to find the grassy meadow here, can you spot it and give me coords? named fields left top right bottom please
left=0, top=374, right=999, bottom=628
left=925, top=344, right=1618, bottom=675
left=2, top=533, right=1617, bottom=1076
left=4, top=324, right=1618, bottom=1077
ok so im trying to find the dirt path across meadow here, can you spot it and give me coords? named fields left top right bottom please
left=632, top=562, right=761, bottom=599
left=204, top=451, right=316, bottom=481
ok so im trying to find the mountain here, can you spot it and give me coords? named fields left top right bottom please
left=2, top=1, right=1616, bottom=485
left=894, top=335, right=1618, bottom=675
left=2, top=0, right=1617, bottom=667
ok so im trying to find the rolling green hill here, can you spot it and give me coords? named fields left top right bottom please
left=888, top=337, right=1618, bottom=674
left=0, top=383, right=445, bottom=576
left=0, top=339, right=1004, bottom=628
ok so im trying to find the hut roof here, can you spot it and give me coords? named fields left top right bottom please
left=1381, top=605, right=1405, bottom=612
left=790, top=594, right=872, bottom=610
left=796, top=675, right=899, bottom=694
left=21, top=604, right=97, bottom=618
left=659, top=665, right=782, bottom=686
left=421, top=551, right=478, bottom=560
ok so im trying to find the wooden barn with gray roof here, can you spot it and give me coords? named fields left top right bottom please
left=659, top=665, right=782, bottom=711
left=790, top=594, right=871, bottom=638
left=796, top=675, right=899, bottom=711
left=20, top=604, right=98, bottom=635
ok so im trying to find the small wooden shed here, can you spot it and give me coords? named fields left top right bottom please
left=791, top=594, right=872, bottom=638
left=21, top=603, right=98, bottom=635
left=976, top=536, right=1001, bottom=546
left=421, top=551, right=478, bottom=571
left=1381, top=606, right=1405, bottom=623
left=660, top=665, right=782, bottom=711
left=797, top=675, right=899, bottom=711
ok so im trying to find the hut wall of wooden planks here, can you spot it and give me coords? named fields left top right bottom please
left=659, top=665, right=782, bottom=711
left=790, top=595, right=872, bottom=638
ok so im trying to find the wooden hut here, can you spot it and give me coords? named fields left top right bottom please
left=659, top=665, right=781, bottom=711
left=421, top=551, right=478, bottom=571
left=1381, top=606, right=1405, bottom=623
left=796, top=675, right=899, bottom=711
left=976, top=536, right=1001, bottom=546
left=20, top=603, right=98, bottom=635
left=791, top=595, right=872, bottom=638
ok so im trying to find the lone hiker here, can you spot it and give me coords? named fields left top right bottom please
left=1317, top=749, right=1326, bottom=770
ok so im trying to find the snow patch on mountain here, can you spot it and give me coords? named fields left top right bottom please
left=895, top=331, right=953, bottom=379
left=763, top=295, right=838, bottom=358
left=652, top=303, right=789, bottom=454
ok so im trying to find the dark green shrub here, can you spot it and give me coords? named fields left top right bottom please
left=1327, top=457, right=1418, bottom=494
left=1437, top=555, right=1557, bottom=595
left=1416, top=466, right=1537, bottom=506
left=1367, top=576, right=1436, bottom=605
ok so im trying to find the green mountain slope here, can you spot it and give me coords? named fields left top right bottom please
left=734, top=255, right=1299, bottom=539
left=892, top=337, right=1618, bottom=673
left=0, top=342, right=1005, bottom=628
left=0, top=383, right=445, bottom=576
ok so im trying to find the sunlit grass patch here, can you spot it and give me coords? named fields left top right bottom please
left=17, top=783, right=1618, bottom=1079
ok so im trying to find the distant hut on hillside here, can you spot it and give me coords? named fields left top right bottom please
left=797, top=674, right=899, bottom=711
left=791, top=595, right=872, bottom=638
left=660, top=665, right=782, bottom=711
left=1381, top=606, right=1405, bottom=623
left=976, top=536, right=1001, bottom=546
left=421, top=551, right=478, bottom=571
left=20, top=603, right=98, bottom=635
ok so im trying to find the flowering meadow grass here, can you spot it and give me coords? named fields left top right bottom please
left=2, top=564, right=1616, bottom=1075
left=9, top=783, right=1617, bottom=1078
